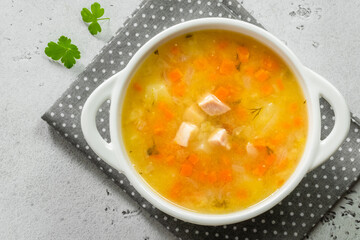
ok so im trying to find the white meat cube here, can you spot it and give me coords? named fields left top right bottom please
left=198, top=94, right=231, bottom=116
left=174, top=122, right=198, bottom=147
left=208, top=128, right=231, bottom=149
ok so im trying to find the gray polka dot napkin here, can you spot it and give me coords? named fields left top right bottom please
left=42, top=0, right=360, bottom=239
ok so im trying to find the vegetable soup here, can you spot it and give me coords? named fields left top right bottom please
left=121, top=30, right=308, bottom=214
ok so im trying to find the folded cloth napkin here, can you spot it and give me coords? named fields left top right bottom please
left=42, top=0, right=360, bottom=239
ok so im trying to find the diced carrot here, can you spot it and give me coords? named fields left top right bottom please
left=193, top=57, right=208, bottom=70
left=208, top=171, right=217, bottom=183
left=171, top=44, right=181, bottom=55
left=293, top=117, right=303, bottom=127
left=236, top=106, right=248, bottom=121
left=260, top=84, right=273, bottom=96
left=262, top=56, right=279, bottom=72
left=219, top=59, right=236, bottom=75
left=254, top=69, right=270, bottom=82
left=220, top=156, right=231, bottom=168
left=244, top=66, right=256, bottom=75
left=270, top=133, right=286, bottom=146
left=282, top=122, right=292, bottom=129
left=188, top=153, right=199, bottom=165
left=277, top=179, right=285, bottom=187
left=252, top=164, right=267, bottom=177
left=214, top=86, right=230, bottom=101
left=217, top=40, right=229, bottom=49
left=133, top=82, right=142, bottom=92
left=164, top=155, right=175, bottom=165
left=236, top=46, right=250, bottom=63
left=157, top=102, right=174, bottom=120
left=265, top=154, right=276, bottom=166
left=237, top=189, right=249, bottom=199
left=153, top=122, right=165, bottom=135
left=180, top=163, right=193, bottom=177
left=167, top=68, right=183, bottom=83
left=172, top=81, right=186, bottom=97
left=277, top=160, right=288, bottom=171
left=218, top=169, right=233, bottom=183
left=276, top=78, right=284, bottom=91
left=289, top=102, right=299, bottom=112
left=169, top=182, right=182, bottom=200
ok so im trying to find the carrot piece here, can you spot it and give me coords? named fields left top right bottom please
left=218, top=169, right=233, bottom=183
left=171, top=44, right=180, bottom=55
left=167, top=68, right=183, bottom=83
left=262, top=56, right=279, bottom=72
left=260, top=84, right=274, bottom=96
left=237, top=46, right=250, bottom=63
left=188, top=153, right=199, bottom=165
left=277, top=179, right=285, bottom=187
left=236, top=106, right=248, bottom=121
left=237, top=189, right=249, bottom=199
left=289, top=102, right=299, bottom=112
left=244, top=66, right=256, bottom=75
left=208, top=171, right=217, bottom=183
left=158, top=102, right=174, bottom=120
left=214, top=86, right=230, bottom=101
left=180, top=163, right=193, bottom=177
left=153, top=122, right=165, bottom=135
left=219, top=59, right=236, bottom=75
left=169, top=182, right=182, bottom=200
left=172, top=81, right=186, bottom=97
left=276, top=78, right=284, bottom=91
left=193, top=57, right=208, bottom=70
left=217, top=40, right=229, bottom=49
left=220, top=156, right=231, bottom=168
left=282, top=122, right=292, bottom=130
left=265, top=154, right=276, bottom=166
left=277, top=160, right=288, bottom=171
left=133, top=82, right=142, bottom=92
left=254, top=69, right=270, bottom=82
left=293, top=117, right=303, bottom=127
left=252, top=164, right=267, bottom=177
left=164, top=155, right=175, bottom=165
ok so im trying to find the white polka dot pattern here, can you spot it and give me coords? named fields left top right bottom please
left=41, top=1, right=360, bottom=240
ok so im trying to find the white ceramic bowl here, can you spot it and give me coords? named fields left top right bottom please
left=81, top=18, right=350, bottom=226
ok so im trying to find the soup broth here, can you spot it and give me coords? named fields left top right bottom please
left=121, top=30, right=308, bottom=214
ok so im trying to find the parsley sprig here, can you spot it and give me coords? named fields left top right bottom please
left=44, top=36, right=81, bottom=69
left=81, top=2, right=110, bottom=35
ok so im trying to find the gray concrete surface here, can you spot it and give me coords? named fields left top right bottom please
left=0, top=0, right=359, bottom=239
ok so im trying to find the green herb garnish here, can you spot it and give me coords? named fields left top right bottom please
left=147, top=144, right=158, bottom=156
left=44, top=36, right=81, bottom=69
left=249, top=107, right=262, bottom=120
left=81, top=2, right=110, bottom=35
left=266, top=146, right=274, bottom=155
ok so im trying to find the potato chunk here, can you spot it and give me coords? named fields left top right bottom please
left=183, top=104, right=206, bottom=124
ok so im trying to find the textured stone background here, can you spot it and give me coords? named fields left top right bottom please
left=0, top=0, right=359, bottom=239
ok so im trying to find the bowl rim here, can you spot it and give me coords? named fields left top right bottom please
left=109, top=18, right=319, bottom=225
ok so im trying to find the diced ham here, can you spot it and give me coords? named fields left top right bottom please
left=246, top=142, right=258, bottom=158
left=174, top=122, right=198, bottom=147
left=208, top=128, right=231, bottom=149
left=198, top=94, right=231, bottom=116
left=183, top=104, right=206, bottom=124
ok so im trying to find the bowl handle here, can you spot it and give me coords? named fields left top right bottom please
left=81, top=73, right=124, bottom=173
left=304, top=67, right=350, bottom=171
